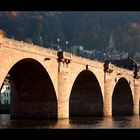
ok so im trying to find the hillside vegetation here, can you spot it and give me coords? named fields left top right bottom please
left=0, top=11, right=140, bottom=56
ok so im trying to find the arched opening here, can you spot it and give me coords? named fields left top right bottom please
left=69, top=70, right=103, bottom=117
left=0, top=58, right=57, bottom=119
left=112, top=78, right=133, bottom=115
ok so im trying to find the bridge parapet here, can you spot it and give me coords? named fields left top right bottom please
left=114, top=65, right=133, bottom=76
left=0, top=37, right=58, bottom=58
left=71, top=54, right=104, bottom=69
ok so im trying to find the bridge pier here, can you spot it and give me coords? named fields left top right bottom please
left=104, top=78, right=113, bottom=116
left=58, top=71, right=69, bottom=118
left=57, top=52, right=71, bottom=119
left=133, top=79, right=140, bottom=115
left=103, top=63, right=114, bottom=116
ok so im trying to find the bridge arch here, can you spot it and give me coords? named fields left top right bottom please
left=1, top=58, right=57, bottom=118
left=69, top=70, right=103, bottom=117
left=112, top=77, right=133, bottom=115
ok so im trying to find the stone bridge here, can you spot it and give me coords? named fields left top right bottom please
left=0, top=35, right=140, bottom=119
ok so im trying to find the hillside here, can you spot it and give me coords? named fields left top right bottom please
left=0, top=11, right=140, bottom=57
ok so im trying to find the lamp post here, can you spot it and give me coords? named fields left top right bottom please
left=57, top=38, right=62, bottom=51
left=57, top=38, right=60, bottom=47
left=65, top=41, right=68, bottom=51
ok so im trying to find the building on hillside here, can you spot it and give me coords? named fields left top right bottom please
left=105, top=57, right=138, bottom=71
left=0, top=75, right=11, bottom=105
left=0, top=74, right=11, bottom=113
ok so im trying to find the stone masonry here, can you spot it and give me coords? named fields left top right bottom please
left=0, top=35, right=139, bottom=118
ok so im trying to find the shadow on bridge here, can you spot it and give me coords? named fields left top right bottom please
left=0, top=58, right=58, bottom=119
left=112, top=78, right=133, bottom=115
left=69, top=70, right=103, bottom=117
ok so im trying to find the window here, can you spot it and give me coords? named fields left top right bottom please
left=4, top=100, right=7, bottom=104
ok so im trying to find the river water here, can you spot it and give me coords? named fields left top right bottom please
left=0, top=114, right=140, bottom=129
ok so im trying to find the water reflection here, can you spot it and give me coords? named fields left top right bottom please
left=0, top=114, right=140, bottom=129
left=69, top=117, right=104, bottom=129
left=112, top=115, right=140, bottom=128
left=129, top=115, right=140, bottom=128
left=100, top=116, right=113, bottom=128
left=52, top=118, right=71, bottom=129
left=0, top=114, right=57, bottom=129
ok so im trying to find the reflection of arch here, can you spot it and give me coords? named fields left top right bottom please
left=69, top=70, right=103, bottom=117
left=112, top=78, right=133, bottom=115
left=4, top=58, right=57, bottom=119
